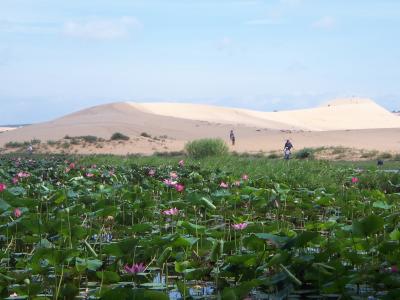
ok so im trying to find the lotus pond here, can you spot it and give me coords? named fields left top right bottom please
left=1, top=155, right=400, bottom=299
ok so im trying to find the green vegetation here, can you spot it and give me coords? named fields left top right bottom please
left=111, top=132, right=130, bottom=141
left=0, top=154, right=400, bottom=299
left=140, top=132, right=152, bottom=138
left=294, top=147, right=314, bottom=159
left=185, top=138, right=229, bottom=158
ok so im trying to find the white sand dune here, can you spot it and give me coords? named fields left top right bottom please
left=129, top=98, right=400, bottom=131
left=0, top=98, right=399, bottom=154
left=0, top=127, right=16, bottom=133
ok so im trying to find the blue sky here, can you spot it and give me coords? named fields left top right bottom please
left=1, top=0, right=400, bottom=123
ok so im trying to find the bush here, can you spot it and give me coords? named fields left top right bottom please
left=31, top=139, right=41, bottom=145
left=378, top=152, right=392, bottom=160
left=295, top=148, right=314, bottom=159
left=185, top=138, right=229, bottom=158
left=5, top=141, right=26, bottom=148
left=154, top=151, right=185, bottom=157
left=80, top=135, right=98, bottom=143
left=47, top=140, right=57, bottom=146
left=267, top=153, right=279, bottom=159
left=111, top=132, right=130, bottom=141
left=140, top=132, right=152, bottom=138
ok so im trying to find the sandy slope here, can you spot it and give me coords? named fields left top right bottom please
left=129, top=98, right=400, bottom=131
left=0, top=99, right=399, bottom=154
left=0, top=127, right=16, bottom=133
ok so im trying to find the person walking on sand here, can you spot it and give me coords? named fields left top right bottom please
left=283, top=139, right=293, bottom=160
left=27, top=144, right=33, bottom=155
left=229, top=130, right=236, bottom=146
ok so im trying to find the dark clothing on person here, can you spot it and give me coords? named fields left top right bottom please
left=284, top=141, right=293, bottom=150
left=230, top=131, right=235, bottom=146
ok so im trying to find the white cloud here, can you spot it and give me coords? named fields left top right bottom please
left=63, top=17, right=141, bottom=40
left=312, top=16, right=335, bottom=29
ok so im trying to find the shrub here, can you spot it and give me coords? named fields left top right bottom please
left=154, top=151, right=185, bottom=157
left=80, top=135, right=98, bottom=143
left=31, top=139, right=41, bottom=145
left=5, top=141, right=25, bottom=148
left=295, top=148, right=314, bottom=159
left=361, top=150, right=378, bottom=159
left=47, top=140, right=57, bottom=146
left=140, top=132, right=152, bottom=138
left=378, top=152, right=392, bottom=160
left=111, top=132, right=130, bottom=141
left=61, top=142, right=70, bottom=149
left=267, top=153, right=279, bottom=159
left=185, top=138, right=229, bottom=158
left=70, top=138, right=80, bottom=145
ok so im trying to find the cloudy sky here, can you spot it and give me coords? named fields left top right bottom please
left=1, top=0, right=400, bottom=124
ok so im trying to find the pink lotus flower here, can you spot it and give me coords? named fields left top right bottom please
left=163, top=179, right=177, bottom=187
left=0, top=183, right=6, bottom=192
left=175, top=183, right=185, bottom=192
left=69, top=162, right=75, bottom=169
left=9, top=292, right=18, bottom=298
left=91, top=164, right=97, bottom=169
left=232, top=223, right=248, bottom=230
left=86, top=173, right=94, bottom=178
left=14, top=208, right=22, bottom=218
left=233, top=181, right=241, bottom=187
left=12, top=177, right=19, bottom=184
left=178, top=160, right=184, bottom=167
left=65, top=168, right=71, bottom=173
left=17, top=172, right=30, bottom=178
left=242, top=174, right=249, bottom=181
left=391, top=265, right=398, bottom=273
left=162, top=207, right=179, bottom=216
left=148, top=169, right=156, bottom=176
left=124, top=262, right=146, bottom=274
left=220, top=182, right=229, bottom=189
left=170, top=172, right=178, bottom=179
left=351, top=177, right=359, bottom=183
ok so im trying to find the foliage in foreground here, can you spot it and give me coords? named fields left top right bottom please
left=0, top=156, right=400, bottom=299
left=185, top=138, right=229, bottom=158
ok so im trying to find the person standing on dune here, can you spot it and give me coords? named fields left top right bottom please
left=230, top=130, right=236, bottom=146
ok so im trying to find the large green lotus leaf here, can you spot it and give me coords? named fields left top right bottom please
left=283, top=231, right=319, bottom=249
left=175, top=260, right=190, bottom=273
left=130, top=223, right=153, bottom=233
left=100, top=287, right=138, bottom=300
left=75, top=257, right=103, bottom=272
left=373, top=200, right=393, bottom=210
left=103, top=237, right=138, bottom=257
left=0, top=198, right=11, bottom=211
left=390, top=229, right=400, bottom=241
left=96, top=271, right=120, bottom=284
left=227, top=254, right=258, bottom=267
left=172, top=236, right=199, bottom=248
left=253, top=233, right=289, bottom=248
left=221, top=279, right=262, bottom=300
left=60, top=283, right=79, bottom=299
left=177, top=220, right=206, bottom=234
left=352, top=215, right=384, bottom=236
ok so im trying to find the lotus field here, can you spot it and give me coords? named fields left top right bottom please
left=1, top=156, right=400, bottom=299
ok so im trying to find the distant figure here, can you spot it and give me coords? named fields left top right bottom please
left=283, top=139, right=293, bottom=160
left=284, top=139, right=293, bottom=151
left=377, top=159, right=384, bottom=166
left=27, top=144, right=33, bottom=155
left=229, top=130, right=235, bottom=146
